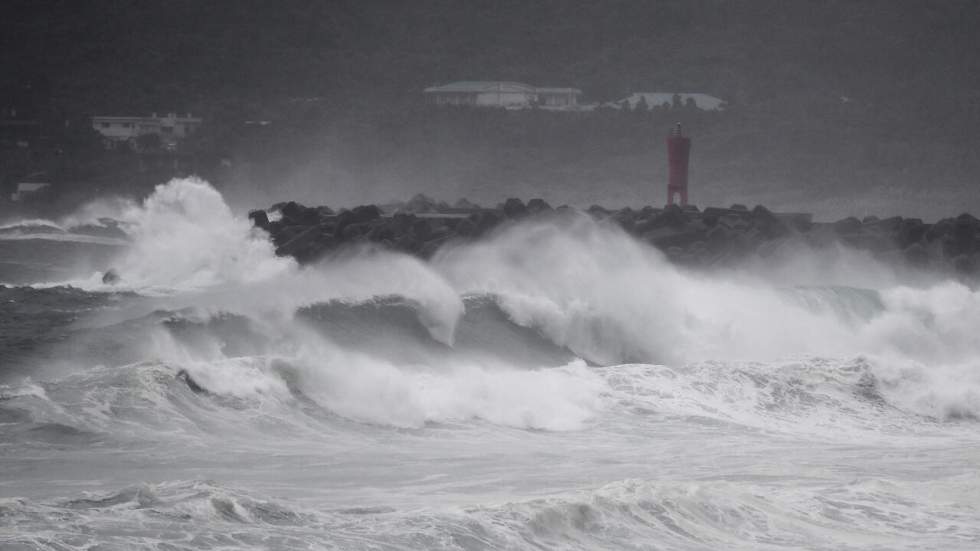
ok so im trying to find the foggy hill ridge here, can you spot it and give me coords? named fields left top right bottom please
left=4, top=0, right=978, bottom=115
left=2, top=1, right=979, bottom=219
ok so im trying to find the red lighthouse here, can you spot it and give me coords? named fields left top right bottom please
left=666, top=123, right=691, bottom=206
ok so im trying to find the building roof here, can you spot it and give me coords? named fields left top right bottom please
left=92, top=114, right=202, bottom=123
left=16, top=182, right=50, bottom=192
left=424, top=81, right=536, bottom=94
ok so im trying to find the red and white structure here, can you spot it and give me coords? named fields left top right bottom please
left=666, top=123, right=691, bottom=206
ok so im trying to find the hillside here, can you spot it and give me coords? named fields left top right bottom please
left=2, top=1, right=979, bottom=219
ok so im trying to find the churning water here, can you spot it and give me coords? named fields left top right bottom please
left=1, top=178, right=978, bottom=550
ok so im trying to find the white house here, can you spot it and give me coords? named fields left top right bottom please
left=10, top=174, right=51, bottom=202
left=91, top=112, right=202, bottom=150
left=609, top=93, right=726, bottom=111
left=424, top=81, right=582, bottom=109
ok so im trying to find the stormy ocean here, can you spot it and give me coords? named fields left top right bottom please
left=1, top=178, right=978, bottom=550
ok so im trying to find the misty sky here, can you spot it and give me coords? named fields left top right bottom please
left=2, top=1, right=979, bottom=219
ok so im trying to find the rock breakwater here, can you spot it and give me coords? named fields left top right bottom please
left=249, top=195, right=980, bottom=278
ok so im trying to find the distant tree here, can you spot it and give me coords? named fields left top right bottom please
left=685, top=97, right=697, bottom=110
left=135, top=132, right=162, bottom=152
left=671, top=94, right=683, bottom=110
left=635, top=95, right=649, bottom=113
left=57, top=117, right=103, bottom=154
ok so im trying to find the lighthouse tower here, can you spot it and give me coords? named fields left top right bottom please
left=666, top=123, right=691, bottom=206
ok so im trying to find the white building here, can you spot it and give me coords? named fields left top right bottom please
left=609, top=93, right=726, bottom=111
left=10, top=174, right=50, bottom=202
left=91, top=112, right=202, bottom=150
left=424, top=81, right=582, bottom=109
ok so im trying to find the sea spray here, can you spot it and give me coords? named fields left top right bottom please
left=11, top=177, right=980, bottom=423
left=106, top=177, right=294, bottom=290
left=432, top=214, right=860, bottom=364
left=4, top=178, right=980, bottom=550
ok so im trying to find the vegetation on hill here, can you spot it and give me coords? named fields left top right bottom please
left=2, top=1, right=978, bottom=219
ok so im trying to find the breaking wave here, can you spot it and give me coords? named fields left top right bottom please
left=3, top=178, right=980, bottom=433
left=4, top=178, right=980, bottom=549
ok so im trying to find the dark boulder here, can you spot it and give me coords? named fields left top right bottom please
left=731, top=228, right=765, bottom=253
left=903, top=242, right=930, bottom=266
left=340, top=222, right=372, bottom=242
left=420, top=235, right=452, bottom=259
left=248, top=209, right=270, bottom=230
left=926, top=218, right=954, bottom=241
left=705, top=225, right=733, bottom=252
left=952, top=254, right=977, bottom=275
left=279, top=201, right=319, bottom=226
left=587, top=205, right=611, bottom=217
left=394, top=233, right=422, bottom=254
left=412, top=219, right=434, bottom=241
left=780, top=213, right=813, bottom=232
left=871, top=216, right=904, bottom=233
left=803, top=224, right=834, bottom=248
left=896, top=218, right=927, bottom=248
left=658, top=204, right=690, bottom=228
left=102, top=269, right=120, bottom=285
left=276, top=226, right=326, bottom=260
left=472, top=211, right=502, bottom=235
left=750, top=205, right=790, bottom=239
left=717, top=214, right=748, bottom=231
left=843, top=232, right=896, bottom=253
left=406, top=194, right=439, bottom=213
left=756, top=237, right=792, bottom=259
left=454, top=198, right=480, bottom=210
left=527, top=198, right=552, bottom=213
left=454, top=217, right=477, bottom=237
left=701, top=207, right=734, bottom=226
left=177, top=369, right=207, bottom=394
left=833, top=216, right=862, bottom=235
left=271, top=225, right=310, bottom=248
left=390, top=212, right=417, bottom=233
left=253, top=196, right=980, bottom=278
left=951, top=213, right=980, bottom=255
left=429, top=222, right=452, bottom=241
left=441, top=217, right=463, bottom=230
left=644, top=226, right=706, bottom=250
left=957, top=212, right=980, bottom=226
left=335, top=206, right=381, bottom=236
left=367, top=223, right=395, bottom=242
left=503, top=198, right=528, bottom=218
left=612, top=208, right=637, bottom=233
left=632, top=214, right=659, bottom=234
left=351, top=204, right=382, bottom=222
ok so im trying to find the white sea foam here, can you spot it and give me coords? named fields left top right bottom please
left=5, top=177, right=980, bottom=550
left=34, top=177, right=976, bottom=425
